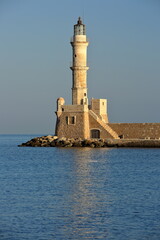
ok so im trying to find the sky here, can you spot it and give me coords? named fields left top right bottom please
left=0, top=0, right=160, bottom=134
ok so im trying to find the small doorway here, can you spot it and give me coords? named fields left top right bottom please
left=91, top=129, right=100, bottom=138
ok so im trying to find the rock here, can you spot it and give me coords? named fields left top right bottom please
left=18, top=137, right=160, bottom=148
left=54, top=139, right=61, bottom=147
left=58, top=137, right=67, bottom=141
left=30, top=138, right=37, bottom=143
left=94, top=141, right=104, bottom=147
left=64, top=140, right=71, bottom=145
left=41, top=143, right=51, bottom=147
left=46, top=135, right=52, bottom=138
left=50, top=141, right=56, bottom=147
left=104, top=139, right=116, bottom=147
left=53, top=136, right=58, bottom=140
left=82, top=139, right=93, bottom=147
left=46, top=135, right=57, bottom=142
left=64, top=143, right=73, bottom=147
left=73, top=140, right=82, bottom=147
left=90, top=143, right=95, bottom=148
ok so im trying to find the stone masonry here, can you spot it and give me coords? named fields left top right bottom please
left=55, top=18, right=160, bottom=140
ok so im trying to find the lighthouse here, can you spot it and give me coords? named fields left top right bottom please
left=70, top=17, right=89, bottom=105
left=54, top=18, right=160, bottom=141
left=55, top=18, right=117, bottom=139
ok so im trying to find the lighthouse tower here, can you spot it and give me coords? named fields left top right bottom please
left=70, top=17, right=89, bottom=105
left=55, top=18, right=118, bottom=139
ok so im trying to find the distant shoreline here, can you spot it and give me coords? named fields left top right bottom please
left=18, top=135, right=160, bottom=148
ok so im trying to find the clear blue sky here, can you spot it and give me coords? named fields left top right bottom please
left=0, top=0, right=160, bottom=134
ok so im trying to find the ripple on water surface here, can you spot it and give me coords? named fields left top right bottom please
left=0, top=135, right=160, bottom=239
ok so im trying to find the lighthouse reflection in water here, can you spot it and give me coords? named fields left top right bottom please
left=63, top=148, right=111, bottom=239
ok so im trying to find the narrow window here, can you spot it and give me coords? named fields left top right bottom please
left=84, top=93, right=86, bottom=96
left=69, top=116, right=76, bottom=125
left=66, top=116, right=69, bottom=124
left=71, top=116, right=75, bottom=124
left=67, top=116, right=76, bottom=125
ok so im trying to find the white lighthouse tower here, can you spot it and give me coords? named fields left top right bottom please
left=70, top=17, right=89, bottom=105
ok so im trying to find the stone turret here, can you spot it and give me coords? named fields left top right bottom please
left=56, top=97, right=65, bottom=117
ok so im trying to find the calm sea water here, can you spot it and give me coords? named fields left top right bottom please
left=0, top=135, right=160, bottom=240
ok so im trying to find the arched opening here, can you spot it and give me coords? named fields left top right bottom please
left=90, top=129, right=100, bottom=139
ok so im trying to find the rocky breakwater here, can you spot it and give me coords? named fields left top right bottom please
left=18, top=136, right=160, bottom=148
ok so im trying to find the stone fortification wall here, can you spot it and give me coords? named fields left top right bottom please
left=89, top=113, right=114, bottom=139
left=56, top=112, right=89, bottom=139
left=109, top=123, right=160, bottom=139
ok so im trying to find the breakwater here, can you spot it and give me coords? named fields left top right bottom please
left=18, top=135, right=160, bottom=148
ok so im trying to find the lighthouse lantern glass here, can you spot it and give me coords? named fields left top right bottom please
left=74, top=25, right=86, bottom=35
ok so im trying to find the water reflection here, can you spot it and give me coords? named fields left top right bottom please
left=64, top=148, right=112, bottom=239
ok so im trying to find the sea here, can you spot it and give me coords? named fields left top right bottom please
left=0, top=134, right=160, bottom=240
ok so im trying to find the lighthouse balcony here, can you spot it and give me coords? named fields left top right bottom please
left=70, top=66, right=89, bottom=71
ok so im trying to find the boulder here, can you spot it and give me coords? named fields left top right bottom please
left=50, top=141, right=56, bottom=147
left=73, top=140, right=82, bottom=147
